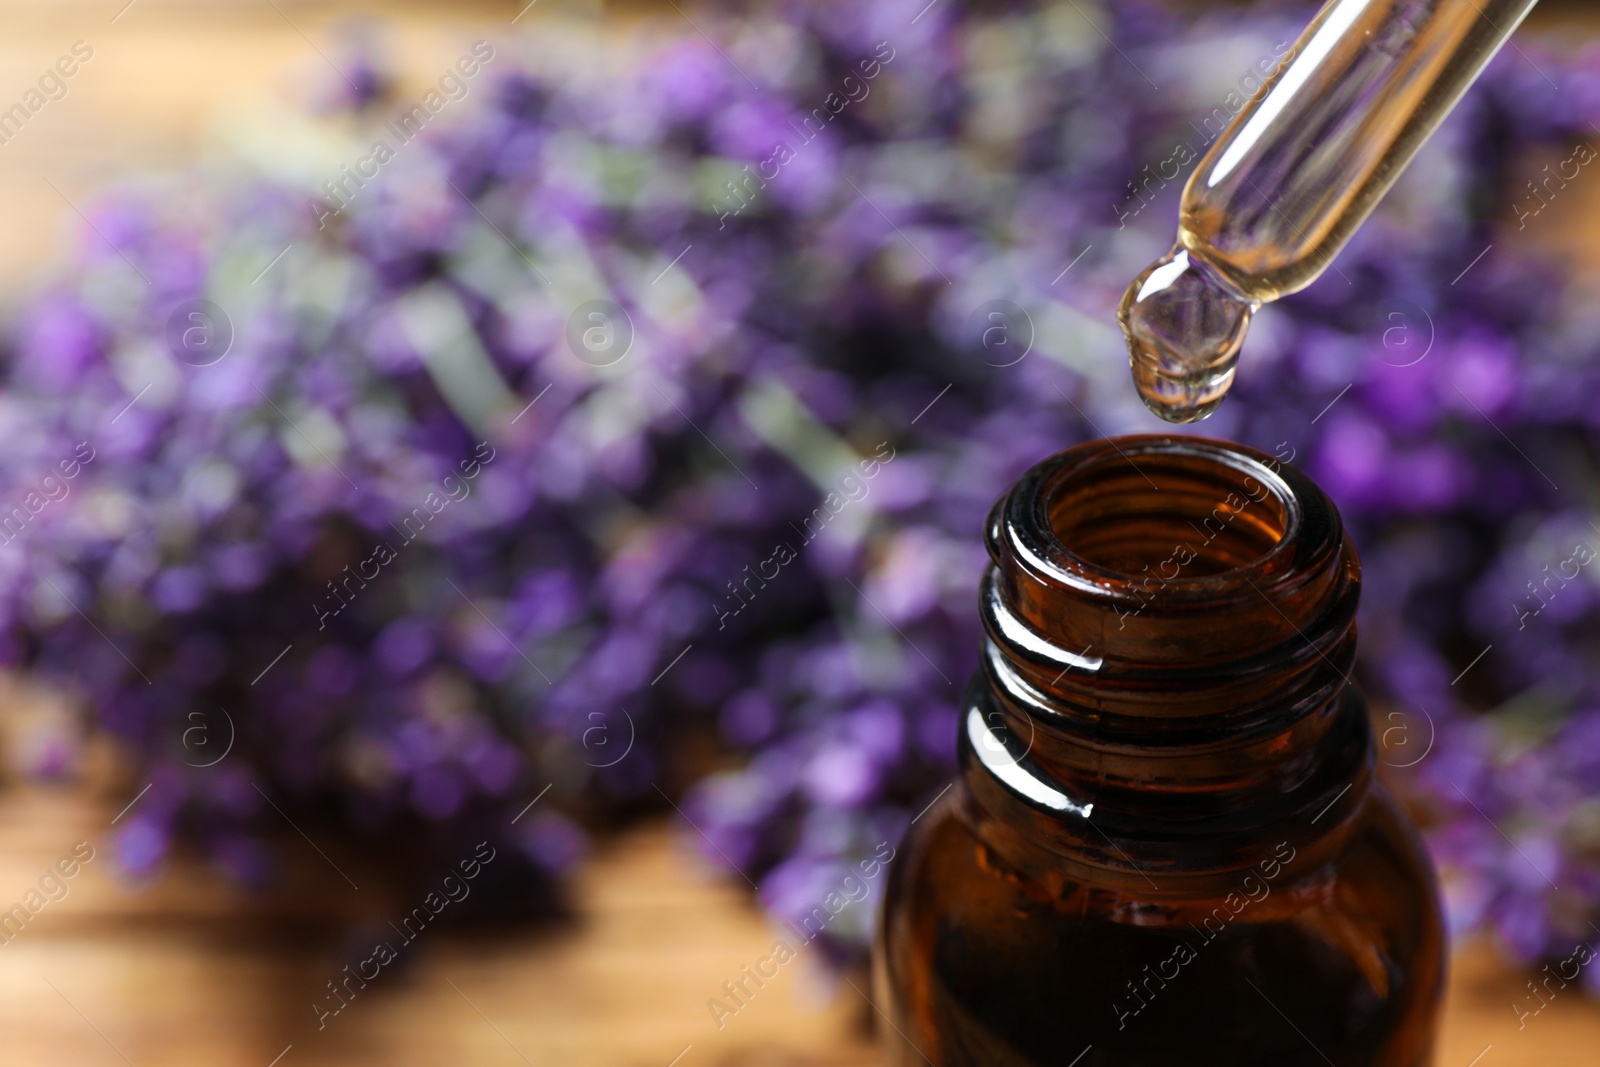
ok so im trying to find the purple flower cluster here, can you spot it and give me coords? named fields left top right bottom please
left=3, top=0, right=1598, bottom=973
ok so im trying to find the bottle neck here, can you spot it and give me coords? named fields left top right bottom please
left=959, top=435, right=1371, bottom=897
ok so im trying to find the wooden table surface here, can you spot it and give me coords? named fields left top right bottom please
left=0, top=774, right=1592, bottom=1067
left=0, top=1, right=1594, bottom=1063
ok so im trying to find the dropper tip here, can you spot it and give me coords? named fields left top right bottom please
left=1116, top=245, right=1254, bottom=424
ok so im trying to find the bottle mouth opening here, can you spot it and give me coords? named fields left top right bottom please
left=1041, top=437, right=1296, bottom=584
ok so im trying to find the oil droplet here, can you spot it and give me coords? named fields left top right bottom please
left=1117, top=244, right=1257, bottom=423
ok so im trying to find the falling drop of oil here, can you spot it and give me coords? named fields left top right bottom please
left=1118, top=244, right=1257, bottom=423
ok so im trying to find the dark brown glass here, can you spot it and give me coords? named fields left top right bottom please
left=874, top=435, right=1444, bottom=1066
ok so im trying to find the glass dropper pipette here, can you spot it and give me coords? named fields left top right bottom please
left=1119, top=0, right=1541, bottom=423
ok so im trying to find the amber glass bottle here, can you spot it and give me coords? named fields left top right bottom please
left=874, top=435, right=1444, bottom=1066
